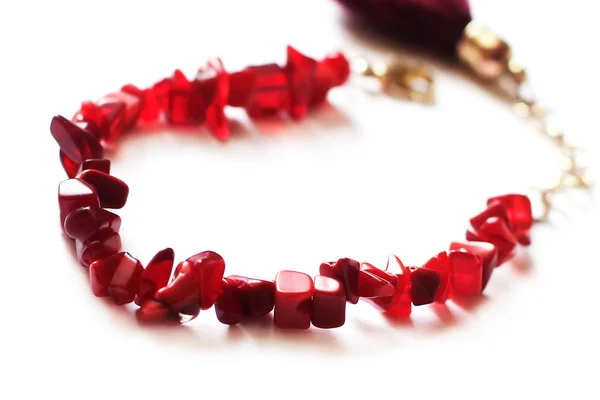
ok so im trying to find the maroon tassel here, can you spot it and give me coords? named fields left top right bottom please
left=335, top=0, right=472, bottom=58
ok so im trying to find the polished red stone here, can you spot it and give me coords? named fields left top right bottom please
left=58, top=178, right=100, bottom=229
left=135, top=248, right=175, bottom=306
left=311, top=275, right=346, bottom=329
left=80, top=159, right=111, bottom=174
left=228, top=69, right=256, bottom=107
left=285, top=46, right=317, bottom=119
left=73, top=118, right=104, bottom=141
left=319, top=258, right=360, bottom=304
left=359, top=263, right=398, bottom=312
left=167, top=69, right=204, bottom=124
left=122, top=80, right=173, bottom=124
left=244, top=64, right=289, bottom=117
left=422, top=251, right=451, bottom=302
left=155, top=251, right=225, bottom=321
left=195, top=58, right=230, bottom=140
left=89, top=252, right=144, bottom=305
left=215, top=275, right=275, bottom=325
left=51, top=115, right=104, bottom=163
left=78, top=99, right=126, bottom=144
left=101, top=91, right=142, bottom=131
left=136, top=299, right=174, bottom=322
left=310, top=51, right=350, bottom=105
left=64, top=206, right=121, bottom=242
left=360, top=255, right=412, bottom=317
left=409, top=267, right=441, bottom=306
left=60, top=150, right=80, bottom=179
left=467, top=216, right=517, bottom=266
left=274, top=270, right=313, bottom=329
left=470, top=202, right=510, bottom=231
left=76, top=228, right=122, bottom=267
left=450, top=241, right=497, bottom=291
left=77, top=170, right=129, bottom=209
left=487, top=194, right=533, bottom=243
left=357, top=269, right=396, bottom=298
left=449, top=250, right=482, bottom=296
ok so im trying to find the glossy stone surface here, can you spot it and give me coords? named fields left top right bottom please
left=244, top=64, right=289, bottom=117
left=487, top=194, right=534, bottom=240
left=195, top=58, right=230, bottom=140
left=311, top=275, right=346, bottom=329
left=450, top=241, right=497, bottom=291
left=76, top=228, right=122, bottom=268
left=422, top=251, right=451, bottom=302
left=78, top=99, right=126, bottom=144
left=360, top=256, right=412, bottom=317
left=135, top=248, right=175, bottom=306
left=470, top=202, right=510, bottom=231
left=60, top=150, right=80, bottom=178
left=409, top=267, right=441, bottom=306
left=319, top=258, right=360, bottom=303
left=310, top=51, right=350, bottom=105
left=167, top=69, right=200, bottom=124
left=215, top=275, right=275, bottom=325
left=274, top=270, right=313, bottom=329
left=77, top=170, right=129, bottom=209
left=64, top=206, right=121, bottom=242
left=136, top=299, right=174, bottom=322
left=51, top=115, right=104, bottom=163
left=449, top=250, right=482, bottom=296
left=285, top=46, right=317, bottom=119
left=58, top=179, right=100, bottom=230
left=357, top=268, right=396, bottom=298
left=89, top=252, right=144, bottom=305
left=101, top=91, right=142, bottom=131
left=228, top=69, right=256, bottom=107
left=467, top=216, right=517, bottom=266
left=80, top=159, right=111, bottom=174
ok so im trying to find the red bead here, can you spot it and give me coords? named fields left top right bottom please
left=319, top=258, right=360, bottom=303
left=228, top=69, right=256, bottom=107
left=58, top=178, right=100, bottom=230
left=76, top=228, right=122, bottom=267
left=467, top=217, right=517, bottom=266
left=136, top=299, right=174, bottom=322
left=244, top=64, right=289, bottom=117
left=214, top=276, right=275, bottom=325
left=449, top=250, right=482, bottom=296
left=310, top=51, right=350, bottom=105
left=470, top=202, right=510, bottom=231
left=80, top=159, right=111, bottom=174
left=78, top=99, right=126, bottom=144
left=51, top=115, right=104, bottom=163
left=60, top=150, right=80, bottom=179
left=89, top=252, right=144, bottom=305
left=196, top=58, right=230, bottom=140
left=422, top=251, right=451, bottom=302
left=77, top=170, right=129, bottom=209
left=64, top=206, right=121, bottom=242
left=135, top=248, right=175, bottom=306
left=357, top=269, right=396, bottom=298
left=214, top=278, right=245, bottom=325
left=274, top=270, right=313, bottom=329
left=487, top=194, right=533, bottom=240
left=360, top=255, right=412, bottom=317
left=409, top=267, right=441, bottom=306
left=359, top=263, right=399, bottom=312
left=311, top=275, right=346, bottom=329
left=155, top=271, right=202, bottom=322
left=101, top=91, right=142, bottom=131
left=167, top=69, right=204, bottom=124
left=285, top=46, right=317, bottom=119
left=450, top=241, right=497, bottom=291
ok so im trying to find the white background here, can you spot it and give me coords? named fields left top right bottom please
left=1, top=0, right=599, bottom=398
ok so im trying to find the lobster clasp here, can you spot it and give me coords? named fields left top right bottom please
left=352, top=57, right=435, bottom=103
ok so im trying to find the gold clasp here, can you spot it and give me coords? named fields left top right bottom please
left=352, top=57, right=435, bottom=103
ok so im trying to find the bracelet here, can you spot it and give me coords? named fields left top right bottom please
left=51, top=9, right=590, bottom=330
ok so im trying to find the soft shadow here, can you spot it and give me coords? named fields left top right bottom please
left=451, top=294, right=489, bottom=311
left=510, top=249, right=533, bottom=276
left=430, top=303, right=458, bottom=327
left=384, top=314, right=414, bottom=328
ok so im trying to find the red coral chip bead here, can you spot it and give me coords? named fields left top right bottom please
left=359, top=263, right=399, bottom=312
left=167, top=69, right=201, bottom=124
left=285, top=45, right=317, bottom=119
left=409, top=267, right=441, bottom=306
left=470, top=202, right=511, bottom=231
left=196, top=58, right=230, bottom=140
left=135, top=248, right=175, bottom=306
left=89, top=252, right=144, bottom=305
left=76, top=228, right=122, bottom=268
left=215, top=275, right=275, bottom=325
left=80, top=158, right=111, bottom=174
left=311, top=275, right=346, bottom=329
left=101, top=91, right=142, bottom=131
left=422, top=251, right=451, bottom=302
left=78, top=99, right=126, bottom=144
left=357, top=269, right=396, bottom=298
left=155, top=270, right=202, bottom=322
left=274, top=270, right=313, bottom=329
left=467, top=216, right=517, bottom=266
left=214, top=278, right=245, bottom=325
left=51, top=115, right=104, bottom=163
left=449, top=250, right=483, bottom=296
left=310, top=51, right=350, bottom=106
left=487, top=194, right=533, bottom=241
left=360, top=256, right=412, bottom=317
left=450, top=241, right=497, bottom=291
left=319, top=258, right=360, bottom=304
left=58, top=178, right=100, bottom=230
left=64, top=205, right=121, bottom=242
left=136, top=299, right=175, bottom=323
left=244, top=64, right=290, bottom=117
left=77, top=170, right=129, bottom=209
left=60, top=150, right=80, bottom=179
left=228, top=69, right=256, bottom=107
